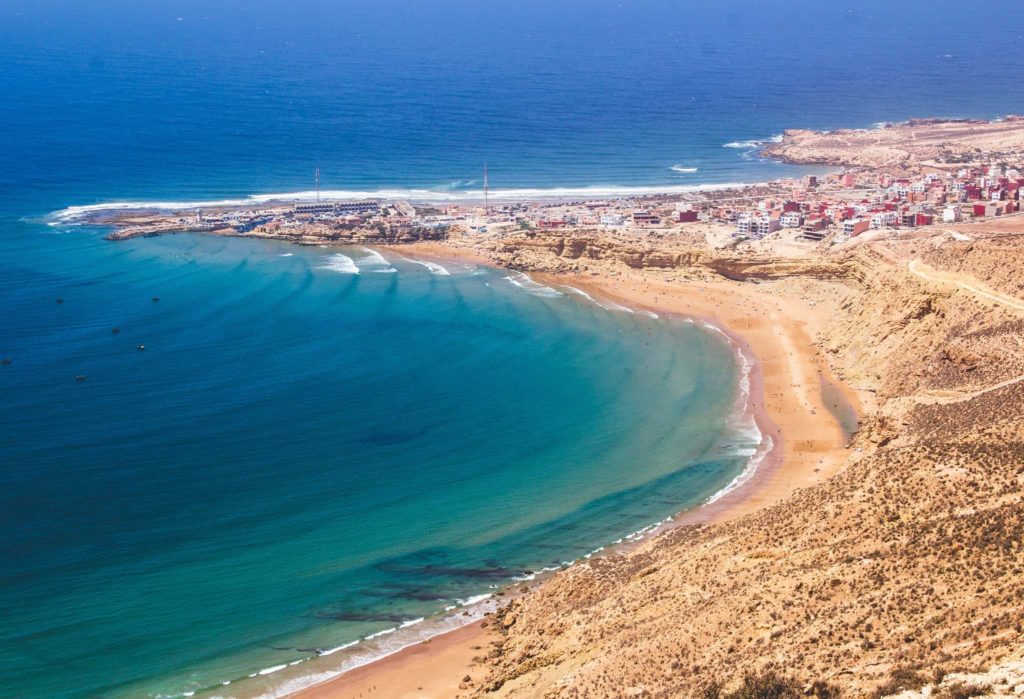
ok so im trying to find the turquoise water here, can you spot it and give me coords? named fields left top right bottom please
left=0, top=228, right=756, bottom=698
left=4, top=1, right=1024, bottom=696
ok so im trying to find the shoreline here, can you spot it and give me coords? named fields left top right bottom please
left=47, top=179, right=782, bottom=224
left=277, top=242, right=858, bottom=698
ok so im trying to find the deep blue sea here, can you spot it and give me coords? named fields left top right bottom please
left=2, top=1, right=1023, bottom=697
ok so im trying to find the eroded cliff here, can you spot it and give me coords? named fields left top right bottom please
left=464, top=232, right=1024, bottom=698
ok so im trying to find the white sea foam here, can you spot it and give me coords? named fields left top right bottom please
left=250, top=596, right=501, bottom=699
left=214, top=314, right=770, bottom=699
left=258, top=664, right=289, bottom=676
left=318, top=253, right=359, bottom=274
left=563, top=285, right=603, bottom=307
left=356, top=247, right=398, bottom=273
left=317, top=640, right=359, bottom=657
left=404, top=258, right=451, bottom=275
left=240, top=315, right=769, bottom=699
left=563, top=286, right=657, bottom=317
left=602, top=300, right=634, bottom=314
left=358, top=247, right=389, bottom=265
left=49, top=181, right=765, bottom=222
left=279, top=252, right=294, bottom=257
left=670, top=165, right=698, bottom=173
left=701, top=324, right=772, bottom=506
left=504, top=272, right=563, bottom=298
left=706, top=434, right=773, bottom=505
left=723, top=134, right=782, bottom=149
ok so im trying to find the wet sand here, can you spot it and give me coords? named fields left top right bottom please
left=288, top=623, right=493, bottom=699
left=284, top=243, right=859, bottom=699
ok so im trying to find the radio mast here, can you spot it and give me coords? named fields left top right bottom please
left=483, top=163, right=489, bottom=214
left=315, top=167, right=321, bottom=203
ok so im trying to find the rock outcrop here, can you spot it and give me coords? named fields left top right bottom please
left=471, top=236, right=1024, bottom=699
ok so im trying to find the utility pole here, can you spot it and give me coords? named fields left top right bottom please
left=483, top=163, right=489, bottom=215
left=315, top=167, right=321, bottom=203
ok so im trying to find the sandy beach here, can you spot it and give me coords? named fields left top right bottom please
left=289, top=623, right=493, bottom=699
left=284, top=242, right=860, bottom=699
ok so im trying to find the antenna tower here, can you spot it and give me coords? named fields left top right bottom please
left=315, top=167, right=321, bottom=203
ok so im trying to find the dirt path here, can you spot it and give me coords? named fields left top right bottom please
left=908, top=259, right=1024, bottom=313
left=917, top=373, right=1024, bottom=405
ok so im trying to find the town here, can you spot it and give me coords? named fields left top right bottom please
left=100, top=159, right=1024, bottom=256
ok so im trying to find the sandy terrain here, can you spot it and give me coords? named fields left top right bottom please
left=289, top=624, right=494, bottom=699
left=285, top=243, right=860, bottom=699
left=762, top=116, right=1024, bottom=171
left=285, top=223, right=1024, bottom=699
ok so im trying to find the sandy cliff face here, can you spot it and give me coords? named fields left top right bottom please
left=922, top=237, right=1024, bottom=299
left=472, top=230, right=850, bottom=282
left=467, top=234, right=1024, bottom=698
left=484, top=231, right=711, bottom=274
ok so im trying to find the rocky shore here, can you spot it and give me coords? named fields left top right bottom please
left=761, top=116, right=1024, bottom=172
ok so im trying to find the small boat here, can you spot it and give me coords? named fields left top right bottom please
left=112, top=327, right=121, bottom=334
left=75, top=374, right=87, bottom=382
left=152, top=296, right=160, bottom=303
left=56, top=297, right=64, bottom=304
left=137, top=344, right=146, bottom=351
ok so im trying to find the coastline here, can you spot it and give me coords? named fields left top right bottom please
left=279, top=242, right=859, bottom=699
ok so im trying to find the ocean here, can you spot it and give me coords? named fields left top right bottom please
left=2, top=1, right=1023, bottom=697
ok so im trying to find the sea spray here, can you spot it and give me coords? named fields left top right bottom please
left=49, top=180, right=766, bottom=224
left=318, top=253, right=359, bottom=274
left=504, top=272, right=563, bottom=297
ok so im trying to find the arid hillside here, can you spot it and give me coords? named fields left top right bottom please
left=466, top=231, right=1024, bottom=698
left=761, top=117, right=1024, bottom=171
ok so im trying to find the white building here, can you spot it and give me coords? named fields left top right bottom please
left=842, top=218, right=870, bottom=236
left=737, top=215, right=781, bottom=239
left=871, top=211, right=899, bottom=229
left=780, top=212, right=803, bottom=228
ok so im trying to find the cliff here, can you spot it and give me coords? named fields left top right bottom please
left=468, top=230, right=850, bottom=281
left=464, top=231, right=1024, bottom=698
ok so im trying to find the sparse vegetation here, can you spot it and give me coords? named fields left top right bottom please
left=700, top=671, right=841, bottom=699
left=871, top=666, right=929, bottom=698
left=473, top=217, right=1024, bottom=699
left=934, top=682, right=991, bottom=699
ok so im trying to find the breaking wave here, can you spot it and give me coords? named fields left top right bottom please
left=49, top=180, right=764, bottom=223
left=504, top=272, right=563, bottom=298
left=403, top=258, right=451, bottom=275
left=357, top=247, right=398, bottom=273
left=318, top=253, right=359, bottom=274
left=722, top=134, right=783, bottom=149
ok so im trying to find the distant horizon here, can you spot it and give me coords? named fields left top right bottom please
left=3, top=1, right=1024, bottom=697
left=4, top=1, right=1024, bottom=215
